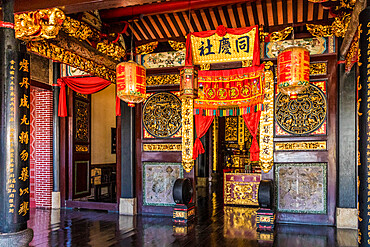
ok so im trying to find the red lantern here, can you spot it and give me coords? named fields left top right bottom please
left=180, top=66, right=198, bottom=99
left=277, top=46, right=310, bottom=100
left=116, top=60, right=146, bottom=107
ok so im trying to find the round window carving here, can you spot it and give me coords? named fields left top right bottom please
left=275, top=84, right=327, bottom=135
left=142, top=92, right=182, bottom=138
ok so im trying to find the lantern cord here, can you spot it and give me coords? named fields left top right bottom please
left=188, top=0, right=191, bottom=33
left=130, top=6, right=134, bottom=61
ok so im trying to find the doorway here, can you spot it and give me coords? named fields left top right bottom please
left=61, top=84, right=119, bottom=211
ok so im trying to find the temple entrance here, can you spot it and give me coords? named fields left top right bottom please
left=60, top=84, right=119, bottom=211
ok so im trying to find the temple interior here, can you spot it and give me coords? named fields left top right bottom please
left=0, top=0, right=366, bottom=246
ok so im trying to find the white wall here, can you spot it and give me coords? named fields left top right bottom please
left=91, top=84, right=116, bottom=164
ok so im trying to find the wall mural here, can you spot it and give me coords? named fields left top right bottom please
left=265, top=36, right=335, bottom=59
left=139, top=51, right=185, bottom=69
left=275, top=82, right=327, bottom=135
left=143, top=162, right=183, bottom=206
left=142, top=92, right=182, bottom=138
left=275, top=163, right=327, bottom=214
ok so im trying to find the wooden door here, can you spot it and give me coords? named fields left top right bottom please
left=69, top=92, right=91, bottom=199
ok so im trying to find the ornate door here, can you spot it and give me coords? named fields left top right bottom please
left=70, top=92, right=91, bottom=199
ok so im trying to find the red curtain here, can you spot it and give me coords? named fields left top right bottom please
left=57, top=76, right=112, bottom=117
left=242, top=111, right=261, bottom=161
left=185, top=25, right=260, bottom=66
left=193, top=114, right=214, bottom=160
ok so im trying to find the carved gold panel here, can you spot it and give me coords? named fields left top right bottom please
left=143, top=143, right=182, bottom=152
left=142, top=92, right=182, bottom=138
left=275, top=141, right=327, bottom=151
left=225, top=117, right=238, bottom=142
left=146, top=74, right=180, bottom=86
left=75, top=145, right=89, bottom=152
left=75, top=100, right=89, bottom=142
left=275, top=83, right=327, bottom=135
left=310, top=62, right=327, bottom=76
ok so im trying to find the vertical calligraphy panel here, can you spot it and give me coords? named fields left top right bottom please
left=358, top=7, right=370, bottom=246
left=259, top=62, right=274, bottom=173
left=182, top=98, right=194, bottom=172
left=17, top=52, right=31, bottom=223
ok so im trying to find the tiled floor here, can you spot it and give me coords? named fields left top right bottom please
left=28, top=185, right=357, bottom=247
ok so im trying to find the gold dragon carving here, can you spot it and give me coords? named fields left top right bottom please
left=15, top=8, right=66, bottom=41
left=307, top=13, right=351, bottom=38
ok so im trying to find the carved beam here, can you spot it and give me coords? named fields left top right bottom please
left=27, top=40, right=116, bottom=82
left=339, top=0, right=367, bottom=59
left=14, top=0, right=159, bottom=14
left=50, top=31, right=118, bottom=70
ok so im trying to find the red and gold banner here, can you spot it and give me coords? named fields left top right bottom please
left=194, top=64, right=265, bottom=116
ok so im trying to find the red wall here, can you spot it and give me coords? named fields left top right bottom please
left=30, top=88, right=53, bottom=208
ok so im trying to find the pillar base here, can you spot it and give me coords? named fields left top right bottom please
left=119, top=198, right=137, bottom=215
left=336, top=207, right=357, bottom=229
left=197, top=177, right=208, bottom=188
left=0, top=228, right=33, bottom=247
left=52, top=191, right=61, bottom=209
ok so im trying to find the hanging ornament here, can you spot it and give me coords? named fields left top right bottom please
left=116, top=60, right=146, bottom=107
left=277, top=46, right=310, bottom=100
left=180, top=65, right=199, bottom=99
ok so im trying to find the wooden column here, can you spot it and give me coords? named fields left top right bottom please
left=0, top=0, right=32, bottom=242
left=358, top=7, right=370, bottom=246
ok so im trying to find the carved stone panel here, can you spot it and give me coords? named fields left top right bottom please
left=275, top=163, right=327, bottom=214
left=142, top=92, right=182, bottom=138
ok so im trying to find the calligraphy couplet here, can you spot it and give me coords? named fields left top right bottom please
left=4, top=50, right=30, bottom=230
left=358, top=7, right=370, bottom=246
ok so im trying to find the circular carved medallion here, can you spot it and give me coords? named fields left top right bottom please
left=275, top=84, right=327, bottom=135
left=142, top=92, right=182, bottom=138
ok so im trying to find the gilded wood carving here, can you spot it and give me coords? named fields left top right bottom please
left=275, top=84, right=327, bottom=135
left=142, top=92, right=182, bottom=138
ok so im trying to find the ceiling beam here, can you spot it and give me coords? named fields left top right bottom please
left=13, top=0, right=157, bottom=14
left=100, top=0, right=255, bottom=20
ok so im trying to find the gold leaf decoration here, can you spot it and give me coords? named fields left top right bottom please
left=168, top=40, right=186, bottom=51
left=307, top=14, right=351, bottom=38
left=136, top=41, right=158, bottom=55
left=62, top=16, right=99, bottom=41
left=27, top=40, right=115, bottom=82
left=269, top=27, right=293, bottom=42
left=96, top=40, right=126, bottom=61
left=15, top=8, right=66, bottom=41
left=146, top=74, right=180, bottom=86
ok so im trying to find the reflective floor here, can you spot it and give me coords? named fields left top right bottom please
left=28, top=184, right=357, bottom=247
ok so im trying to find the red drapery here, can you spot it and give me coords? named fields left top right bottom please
left=185, top=25, right=260, bottom=66
left=193, top=114, right=214, bottom=160
left=242, top=111, right=261, bottom=161
left=194, top=64, right=265, bottom=115
left=57, top=76, right=118, bottom=117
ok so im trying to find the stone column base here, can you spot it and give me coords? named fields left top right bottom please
left=197, top=177, right=208, bottom=188
left=52, top=191, right=61, bottom=209
left=336, top=207, right=357, bottom=229
left=0, top=228, right=33, bottom=247
left=119, top=198, right=137, bottom=215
